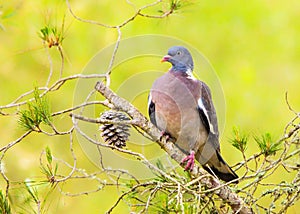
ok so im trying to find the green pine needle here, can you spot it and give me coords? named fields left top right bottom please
left=170, top=0, right=182, bottom=11
left=45, top=146, right=52, bottom=165
left=24, top=179, right=39, bottom=204
left=154, top=160, right=169, bottom=182
left=0, top=190, right=11, bottom=214
left=254, top=133, right=281, bottom=157
left=230, top=126, right=248, bottom=153
left=156, top=159, right=165, bottom=171
left=39, top=25, right=63, bottom=47
left=18, top=87, right=52, bottom=131
left=39, top=18, right=65, bottom=48
left=41, top=146, right=58, bottom=184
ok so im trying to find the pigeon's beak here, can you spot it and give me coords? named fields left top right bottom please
left=161, top=55, right=171, bottom=63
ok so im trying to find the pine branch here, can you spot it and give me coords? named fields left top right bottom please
left=94, top=81, right=253, bottom=214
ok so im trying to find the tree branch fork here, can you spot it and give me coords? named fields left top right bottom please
left=75, top=81, right=253, bottom=213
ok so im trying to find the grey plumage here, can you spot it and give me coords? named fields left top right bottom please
left=149, top=46, right=238, bottom=183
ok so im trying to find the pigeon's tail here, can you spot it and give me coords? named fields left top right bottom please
left=203, top=151, right=239, bottom=183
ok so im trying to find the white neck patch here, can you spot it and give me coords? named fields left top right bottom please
left=186, top=68, right=197, bottom=80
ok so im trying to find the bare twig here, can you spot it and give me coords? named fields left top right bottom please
left=0, top=74, right=106, bottom=111
left=52, top=100, right=112, bottom=116
left=106, top=182, right=156, bottom=214
left=44, top=42, right=54, bottom=87
left=105, top=27, right=121, bottom=87
left=94, top=81, right=253, bottom=214
left=1, top=1, right=298, bottom=213
left=70, top=113, right=138, bottom=125
left=0, top=131, right=32, bottom=153
left=66, top=0, right=175, bottom=29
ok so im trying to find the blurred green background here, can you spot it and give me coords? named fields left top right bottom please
left=0, top=0, right=299, bottom=213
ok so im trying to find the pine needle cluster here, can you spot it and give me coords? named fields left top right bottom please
left=18, top=87, right=52, bottom=131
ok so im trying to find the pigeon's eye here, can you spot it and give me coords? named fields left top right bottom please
left=176, top=51, right=181, bottom=55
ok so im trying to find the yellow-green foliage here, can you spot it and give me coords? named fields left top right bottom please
left=18, top=87, right=52, bottom=131
left=0, top=0, right=299, bottom=213
left=0, top=191, right=11, bottom=214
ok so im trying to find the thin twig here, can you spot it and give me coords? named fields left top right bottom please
left=70, top=113, right=139, bottom=125
left=94, top=81, right=253, bottom=214
left=45, top=42, right=53, bottom=87
left=105, top=27, right=121, bottom=87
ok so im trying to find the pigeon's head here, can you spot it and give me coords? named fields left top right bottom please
left=161, top=46, right=194, bottom=72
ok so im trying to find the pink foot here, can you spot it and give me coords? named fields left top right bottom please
left=181, top=151, right=195, bottom=171
left=160, top=131, right=170, bottom=141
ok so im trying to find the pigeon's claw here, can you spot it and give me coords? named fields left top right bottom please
left=181, top=151, right=195, bottom=171
left=159, top=131, right=171, bottom=141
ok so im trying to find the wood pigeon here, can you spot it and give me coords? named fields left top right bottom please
left=148, top=46, right=238, bottom=183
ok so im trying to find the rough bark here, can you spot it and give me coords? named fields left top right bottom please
left=95, top=81, right=253, bottom=214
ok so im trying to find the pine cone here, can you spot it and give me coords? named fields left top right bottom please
left=99, top=110, right=130, bottom=148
